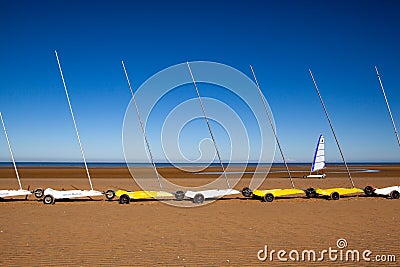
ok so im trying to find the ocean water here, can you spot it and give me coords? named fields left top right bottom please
left=0, top=162, right=398, bottom=168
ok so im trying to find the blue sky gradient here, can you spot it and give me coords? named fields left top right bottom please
left=0, top=0, right=399, bottom=163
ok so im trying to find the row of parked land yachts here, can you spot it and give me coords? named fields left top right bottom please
left=1, top=54, right=399, bottom=205
left=5, top=184, right=395, bottom=205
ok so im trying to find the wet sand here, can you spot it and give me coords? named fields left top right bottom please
left=0, top=165, right=399, bottom=266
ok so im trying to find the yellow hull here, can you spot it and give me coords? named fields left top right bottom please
left=115, top=190, right=173, bottom=199
left=253, top=188, right=305, bottom=198
left=315, top=187, right=364, bottom=196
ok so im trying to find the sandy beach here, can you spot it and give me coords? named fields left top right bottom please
left=0, top=165, right=399, bottom=266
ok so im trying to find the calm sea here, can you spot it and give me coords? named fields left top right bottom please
left=0, top=162, right=398, bottom=167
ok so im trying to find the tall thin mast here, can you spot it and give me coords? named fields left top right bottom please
left=122, top=61, right=163, bottom=190
left=375, top=66, right=400, bottom=147
left=250, top=66, right=295, bottom=188
left=0, top=112, right=22, bottom=190
left=186, top=62, right=231, bottom=189
left=55, top=50, right=94, bottom=191
left=309, top=69, right=355, bottom=188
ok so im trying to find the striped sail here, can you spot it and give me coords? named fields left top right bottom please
left=311, top=134, right=325, bottom=172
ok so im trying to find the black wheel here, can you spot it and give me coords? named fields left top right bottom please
left=105, top=189, right=115, bottom=200
left=364, top=186, right=375, bottom=196
left=175, top=190, right=185, bottom=201
left=119, top=194, right=130, bottom=204
left=302, top=175, right=307, bottom=179
left=43, top=195, right=54, bottom=205
left=305, top=188, right=317, bottom=198
left=390, top=190, right=399, bottom=199
left=242, top=187, right=253, bottom=198
left=193, top=193, right=205, bottom=204
left=34, top=188, right=44, bottom=198
left=321, top=174, right=326, bottom=179
left=330, top=192, right=340, bottom=200
left=263, top=193, right=274, bottom=202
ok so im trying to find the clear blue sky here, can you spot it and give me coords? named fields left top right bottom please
left=0, top=0, right=399, bottom=163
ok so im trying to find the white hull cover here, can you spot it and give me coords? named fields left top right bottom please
left=185, top=189, right=240, bottom=199
left=44, top=188, right=103, bottom=199
left=0, top=189, right=32, bottom=198
left=374, top=186, right=400, bottom=196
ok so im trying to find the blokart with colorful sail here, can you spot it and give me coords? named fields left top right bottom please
left=303, top=134, right=326, bottom=179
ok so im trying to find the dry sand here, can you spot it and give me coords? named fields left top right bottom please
left=0, top=165, right=399, bottom=266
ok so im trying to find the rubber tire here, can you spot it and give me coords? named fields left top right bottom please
left=302, top=175, right=307, bottom=179
left=264, top=193, right=274, bottom=202
left=390, top=190, right=399, bottom=199
left=105, top=189, right=115, bottom=200
left=34, top=188, right=44, bottom=198
left=321, top=174, right=326, bottom=179
left=305, top=188, right=317, bottom=198
left=364, top=186, right=374, bottom=196
left=242, top=187, right=253, bottom=198
left=193, top=193, right=205, bottom=204
left=119, top=194, right=130, bottom=204
left=330, top=192, right=340, bottom=200
left=175, top=190, right=185, bottom=201
left=43, top=195, right=54, bottom=205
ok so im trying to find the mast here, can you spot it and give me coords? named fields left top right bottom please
left=122, top=61, right=163, bottom=190
left=309, top=69, right=355, bottom=188
left=375, top=66, right=400, bottom=147
left=0, top=112, right=22, bottom=190
left=250, top=65, right=295, bottom=188
left=186, top=62, right=231, bottom=189
left=55, top=50, right=94, bottom=191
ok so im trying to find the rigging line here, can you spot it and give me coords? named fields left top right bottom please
left=375, top=66, right=400, bottom=147
left=55, top=50, right=94, bottom=191
left=309, top=69, right=355, bottom=188
left=186, top=62, right=231, bottom=189
left=0, top=112, right=22, bottom=190
left=250, top=65, right=295, bottom=188
left=122, top=61, right=163, bottom=190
